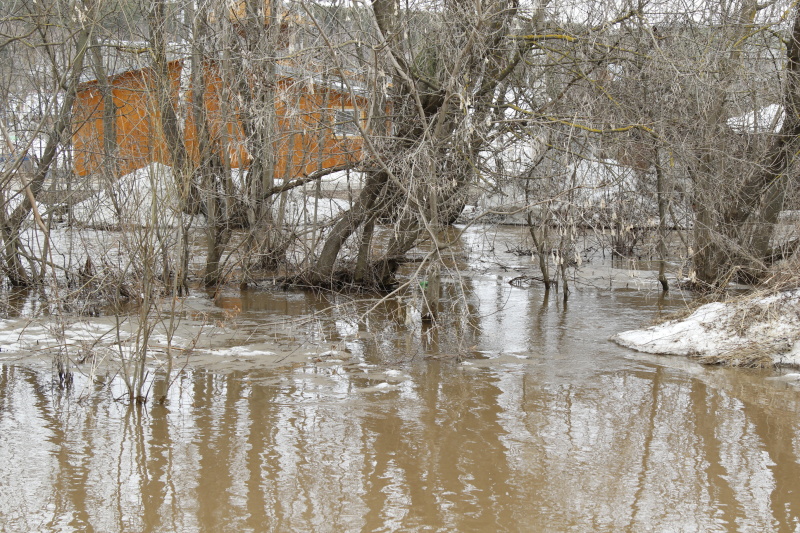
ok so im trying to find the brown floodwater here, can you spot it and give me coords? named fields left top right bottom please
left=1, top=226, right=800, bottom=532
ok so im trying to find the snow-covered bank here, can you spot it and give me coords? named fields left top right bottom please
left=613, top=290, right=800, bottom=367
left=68, top=164, right=357, bottom=228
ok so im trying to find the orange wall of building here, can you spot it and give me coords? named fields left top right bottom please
left=72, top=60, right=367, bottom=180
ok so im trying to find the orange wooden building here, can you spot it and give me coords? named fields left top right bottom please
left=72, top=59, right=369, bottom=181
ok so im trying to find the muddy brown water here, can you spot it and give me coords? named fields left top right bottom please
left=2, top=227, right=800, bottom=532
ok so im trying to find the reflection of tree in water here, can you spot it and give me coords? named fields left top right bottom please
left=1, top=360, right=800, bottom=529
left=28, top=367, right=93, bottom=531
left=354, top=361, right=515, bottom=531
left=499, top=366, right=800, bottom=530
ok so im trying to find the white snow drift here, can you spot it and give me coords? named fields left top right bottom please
left=614, top=290, right=800, bottom=367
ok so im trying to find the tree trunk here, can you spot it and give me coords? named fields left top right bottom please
left=353, top=218, right=375, bottom=283
left=691, top=0, right=800, bottom=286
left=149, top=0, right=201, bottom=215
left=528, top=213, right=553, bottom=291
left=313, top=170, right=389, bottom=281
left=726, top=3, right=800, bottom=280
left=2, top=28, right=89, bottom=286
left=655, top=156, right=669, bottom=292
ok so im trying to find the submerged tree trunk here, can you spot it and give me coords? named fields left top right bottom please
left=353, top=218, right=375, bottom=283
left=303, top=0, right=523, bottom=288
left=527, top=213, right=553, bottom=291
left=313, top=170, right=389, bottom=282
left=655, top=156, right=669, bottom=292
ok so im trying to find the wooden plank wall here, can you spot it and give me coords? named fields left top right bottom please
left=72, top=60, right=367, bottom=181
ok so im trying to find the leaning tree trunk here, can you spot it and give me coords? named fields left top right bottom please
left=307, top=0, right=524, bottom=287
left=1, top=28, right=89, bottom=286
left=726, top=2, right=800, bottom=281
left=690, top=0, right=800, bottom=287
left=312, top=170, right=390, bottom=283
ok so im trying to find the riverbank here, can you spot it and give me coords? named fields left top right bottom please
left=613, top=289, right=800, bottom=368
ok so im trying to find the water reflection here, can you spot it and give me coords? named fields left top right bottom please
left=3, top=351, right=800, bottom=531
left=2, top=226, right=800, bottom=531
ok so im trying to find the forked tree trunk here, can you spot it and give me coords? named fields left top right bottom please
left=313, top=170, right=389, bottom=281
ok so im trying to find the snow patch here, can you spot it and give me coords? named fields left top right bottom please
left=220, top=346, right=277, bottom=357
left=728, top=104, right=784, bottom=134
left=72, top=162, right=182, bottom=227
left=614, top=290, right=800, bottom=367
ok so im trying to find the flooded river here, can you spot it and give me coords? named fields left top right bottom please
left=1, top=227, right=800, bottom=531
